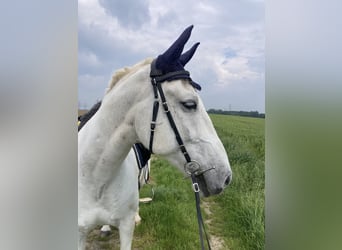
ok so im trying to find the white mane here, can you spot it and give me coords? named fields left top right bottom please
left=105, top=58, right=153, bottom=94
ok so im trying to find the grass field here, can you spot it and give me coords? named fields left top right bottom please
left=207, top=114, right=265, bottom=250
left=86, top=114, right=265, bottom=250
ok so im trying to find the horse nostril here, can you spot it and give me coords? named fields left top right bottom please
left=225, top=175, right=232, bottom=186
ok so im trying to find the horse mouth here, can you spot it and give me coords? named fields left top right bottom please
left=195, top=172, right=231, bottom=197
left=195, top=174, right=211, bottom=197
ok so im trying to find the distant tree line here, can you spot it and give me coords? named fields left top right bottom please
left=207, top=109, right=265, bottom=118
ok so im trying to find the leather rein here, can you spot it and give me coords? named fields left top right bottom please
left=148, top=59, right=212, bottom=250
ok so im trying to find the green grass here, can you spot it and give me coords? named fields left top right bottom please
left=136, top=114, right=265, bottom=250
left=87, top=114, right=264, bottom=249
left=208, top=114, right=265, bottom=250
left=134, top=158, right=202, bottom=249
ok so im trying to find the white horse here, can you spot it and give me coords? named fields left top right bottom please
left=100, top=143, right=151, bottom=236
left=78, top=104, right=151, bottom=239
left=99, top=150, right=150, bottom=236
left=78, top=25, right=232, bottom=250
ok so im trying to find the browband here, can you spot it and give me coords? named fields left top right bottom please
left=150, top=59, right=201, bottom=90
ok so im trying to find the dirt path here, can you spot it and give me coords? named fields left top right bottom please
left=86, top=226, right=121, bottom=250
left=86, top=201, right=228, bottom=250
left=202, top=200, right=229, bottom=250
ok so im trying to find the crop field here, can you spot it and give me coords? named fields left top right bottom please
left=86, top=114, right=264, bottom=250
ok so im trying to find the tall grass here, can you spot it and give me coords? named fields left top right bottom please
left=208, top=114, right=265, bottom=250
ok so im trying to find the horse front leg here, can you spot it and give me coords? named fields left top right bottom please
left=118, top=214, right=136, bottom=250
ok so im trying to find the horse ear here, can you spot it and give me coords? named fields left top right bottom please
left=180, top=42, right=200, bottom=66
left=160, top=25, right=194, bottom=63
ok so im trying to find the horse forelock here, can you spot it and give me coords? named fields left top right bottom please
left=105, top=58, right=153, bottom=94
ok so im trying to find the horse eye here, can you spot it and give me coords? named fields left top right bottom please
left=181, top=100, right=197, bottom=110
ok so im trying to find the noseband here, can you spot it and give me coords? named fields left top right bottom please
left=148, top=59, right=213, bottom=250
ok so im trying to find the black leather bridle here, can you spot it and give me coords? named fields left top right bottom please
left=148, top=59, right=212, bottom=250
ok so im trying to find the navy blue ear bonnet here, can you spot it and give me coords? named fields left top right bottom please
left=150, top=25, right=201, bottom=91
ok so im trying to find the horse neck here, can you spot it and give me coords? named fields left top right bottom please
left=79, top=66, right=149, bottom=174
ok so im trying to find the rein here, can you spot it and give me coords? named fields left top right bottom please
left=149, top=59, right=212, bottom=250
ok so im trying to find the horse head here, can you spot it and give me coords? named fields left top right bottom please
left=135, top=25, right=232, bottom=197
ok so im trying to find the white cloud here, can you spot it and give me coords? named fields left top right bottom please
left=78, top=74, right=107, bottom=90
left=78, top=0, right=265, bottom=112
left=78, top=50, right=102, bottom=68
left=78, top=0, right=116, bottom=29
left=218, top=57, right=260, bottom=83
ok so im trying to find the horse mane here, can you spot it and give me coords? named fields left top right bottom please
left=105, top=58, right=153, bottom=94
left=78, top=101, right=102, bottom=131
left=78, top=58, right=153, bottom=131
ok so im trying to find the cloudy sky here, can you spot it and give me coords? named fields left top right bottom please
left=78, top=0, right=264, bottom=112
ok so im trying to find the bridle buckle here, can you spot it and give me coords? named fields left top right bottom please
left=184, top=160, right=201, bottom=176
left=192, top=182, right=200, bottom=193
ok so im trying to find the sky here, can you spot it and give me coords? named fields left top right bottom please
left=78, top=0, right=264, bottom=112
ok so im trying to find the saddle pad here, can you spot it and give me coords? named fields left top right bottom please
left=133, top=143, right=151, bottom=169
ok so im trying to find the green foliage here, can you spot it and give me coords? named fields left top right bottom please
left=207, top=109, right=265, bottom=118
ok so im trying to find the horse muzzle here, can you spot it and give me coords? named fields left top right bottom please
left=206, top=173, right=232, bottom=195
left=188, top=165, right=232, bottom=197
